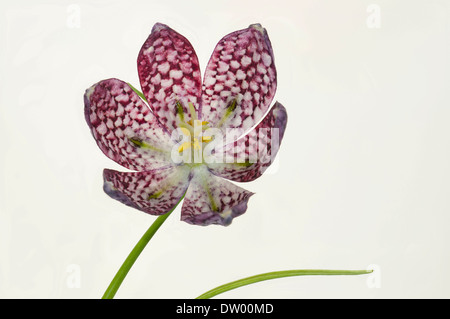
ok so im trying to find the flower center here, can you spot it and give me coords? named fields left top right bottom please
left=177, top=122, right=212, bottom=152
left=176, top=102, right=213, bottom=163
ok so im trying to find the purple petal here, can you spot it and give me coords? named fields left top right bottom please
left=137, top=23, right=202, bottom=131
left=181, top=167, right=254, bottom=226
left=207, top=102, right=287, bottom=182
left=103, top=165, right=191, bottom=215
left=201, top=24, right=277, bottom=133
left=84, top=78, right=175, bottom=171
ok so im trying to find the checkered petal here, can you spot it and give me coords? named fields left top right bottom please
left=201, top=24, right=277, bottom=134
left=181, top=167, right=254, bottom=226
left=137, top=23, right=202, bottom=132
left=84, top=78, right=175, bottom=171
left=207, top=102, right=287, bottom=182
left=103, top=165, right=191, bottom=215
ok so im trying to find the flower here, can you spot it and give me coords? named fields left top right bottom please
left=84, top=23, right=287, bottom=226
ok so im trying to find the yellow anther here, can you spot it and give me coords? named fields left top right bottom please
left=186, top=120, right=208, bottom=126
left=192, top=138, right=201, bottom=150
left=179, top=127, right=191, bottom=137
left=178, top=141, right=192, bottom=153
left=176, top=102, right=212, bottom=157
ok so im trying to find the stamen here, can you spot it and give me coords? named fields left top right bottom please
left=179, top=127, right=191, bottom=137
left=175, top=100, right=185, bottom=122
left=188, top=102, right=197, bottom=121
left=187, top=120, right=208, bottom=127
left=176, top=102, right=213, bottom=161
left=178, top=141, right=192, bottom=153
left=192, top=119, right=203, bottom=139
left=192, top=138, right=201, bottom=150
left=178, top=122, right=194, bottom=140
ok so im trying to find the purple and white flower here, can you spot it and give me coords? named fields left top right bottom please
left=84, top=23, right=287, bottom=226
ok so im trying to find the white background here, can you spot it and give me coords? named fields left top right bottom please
left=1, top=0, right=449, bottom=298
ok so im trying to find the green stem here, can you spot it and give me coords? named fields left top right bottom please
left=196, top=269, right=373, bottom=299
left=102, top=195, right=184, bottom=299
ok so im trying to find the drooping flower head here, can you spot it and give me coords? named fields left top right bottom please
left=84, top=23, right=287, bottom=226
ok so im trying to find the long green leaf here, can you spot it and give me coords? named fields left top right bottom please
left=196, top=269, right=373, bottom=299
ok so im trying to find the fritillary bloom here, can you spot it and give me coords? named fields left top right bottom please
left=84, top=23, right=287, bottom=226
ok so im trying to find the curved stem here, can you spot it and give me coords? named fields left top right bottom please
left=102, top=195, right=184, bottom=299
left=196, top=269, right=373, bottom=299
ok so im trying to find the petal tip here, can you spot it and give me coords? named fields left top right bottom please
left=268, top=101, right=288, bottom=143
left=84, top=83, right=97, bottom=129
left=273, top=101, right=288, bottom=125
left=102, top=169, right=140, bottom=210
left=181, top=189, right=254, bottom=227
left=220, top=191, right=254, bottom=226
left=84, top=84, right=96, bottom=101
left=151, top=22, right=170, bottom=33
left=249, top=23, right=265, bottom=34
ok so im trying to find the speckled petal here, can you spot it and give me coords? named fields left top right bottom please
left=103, top=165, right=191, bottom=215
left=207, top=102, right=287, bottom=182
left=137, top=23, right=202, bottom=131
left=201, top=24, right=277, bottom=133
left=84, top=78, right=175, bottom=171
left=181, top=167, right=254, bottom=226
